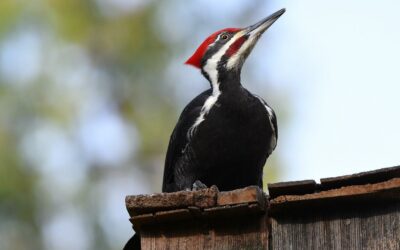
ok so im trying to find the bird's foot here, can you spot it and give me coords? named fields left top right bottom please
left=192, top=180, right=208, bottom=191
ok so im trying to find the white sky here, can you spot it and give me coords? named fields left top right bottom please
left=255, top=0, right=400, bottom=181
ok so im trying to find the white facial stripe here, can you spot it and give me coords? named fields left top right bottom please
left=208, top=35, right=220, bottom=48
left=206, top=31, right=245, bottom=76
left=187, top=32, right=243, bottom=140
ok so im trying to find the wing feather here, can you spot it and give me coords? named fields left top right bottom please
left=162, top=90, right=211, bottom=192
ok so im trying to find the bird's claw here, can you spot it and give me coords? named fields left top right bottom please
left=192, top=180, right=208, bottom=191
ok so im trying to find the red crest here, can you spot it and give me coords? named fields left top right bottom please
left=185, top=28, right=241, bottom=68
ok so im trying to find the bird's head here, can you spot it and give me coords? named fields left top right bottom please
left=185, top=9, right=285, bottom=83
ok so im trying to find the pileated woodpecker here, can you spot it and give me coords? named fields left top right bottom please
left=124, top=9, right=285, bottom=250
left=162, top=9, right=285, bottom=192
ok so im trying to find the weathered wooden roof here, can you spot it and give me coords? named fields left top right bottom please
left=126, top=165, right=400, bottom=229
left=125, top=166, right=400, bottom=250
left=126, top=185, right=266, bottom=231
left=267, top=165, right=400, bottom=214
left=268, top=165, right=400, bottom=198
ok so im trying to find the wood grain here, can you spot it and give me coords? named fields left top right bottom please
left=124, top=166, right=400, bottom=250
left=141, top=214, right=268, bottom=250
left=271, top=202, right=400, bottom=250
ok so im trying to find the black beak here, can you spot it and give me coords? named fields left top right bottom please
left=245, top=8, right=286, bottom=36
left=224, top=8, right=286, bottom=70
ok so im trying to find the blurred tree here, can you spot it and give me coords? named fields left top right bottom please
left=0, top=0, right=284, bottom=249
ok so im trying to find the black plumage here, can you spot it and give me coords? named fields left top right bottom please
left=125, top=9, right=285, bottom=250
left=161, top=9, right=285, bottom=193
left=162, top=87, right=277, bottom=192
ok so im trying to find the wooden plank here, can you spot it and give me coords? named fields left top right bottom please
left=125, top=186, right=218, bottom=216
left=126, top=185, right=266, bottom=217
left=203, top=203, right=260, bottom=219
left=132, top=203, right=265, bottom=231
left=269, top=178, right=400, bottom=215
left=270, top=201, right=400, bottom=250
left=126, top=191, right=194, bottom=216
left=272, top=178, right=400, bottom=204
left=154, top=209, right=192, bottom=224
left=320, top=165, right=400, bottom=190
left=267, top=180, right=317, bottom=199
left=217, top=186, right=265, bottom=208
left=125, top=166, right=400, bottom=250
left=128, top=186, right=267, bottom=232
left=141, top=214, right=269, bottom=250
left=130, top=213, right=155, bottom=232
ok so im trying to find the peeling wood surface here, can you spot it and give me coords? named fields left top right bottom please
left=320, top=165, right=400, bottom=190
left=268, top=179, right=317, bottom=199
left=269, top=178, right=400, bottom=216
left=217, top=186, right=265, bottom=207
left=128, top=187, right=266, bottom=232
left=126, top=186, right=219, bottom=217
left=272, top=177, right=400, bottom=204
left=126, top=185, right=263, bottom=217
left=266, top=165, right=400, bottom=199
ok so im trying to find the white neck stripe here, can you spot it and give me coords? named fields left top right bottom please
left=187, top=32, right=243, bottom=139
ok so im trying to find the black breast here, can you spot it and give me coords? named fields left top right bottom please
left=162, top=87, right=276, bottom=192
left=190, top=88, right=274, bottom=190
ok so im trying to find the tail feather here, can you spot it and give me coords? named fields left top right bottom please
left=123, top=233, right=140, bottom=250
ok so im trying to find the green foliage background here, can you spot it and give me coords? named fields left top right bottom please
left=0, top=1, right=284, bottom=249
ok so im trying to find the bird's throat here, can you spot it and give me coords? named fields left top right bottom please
left=218, top=69, right=242, bottom=92
left=202, top=65, right=242, bottom=94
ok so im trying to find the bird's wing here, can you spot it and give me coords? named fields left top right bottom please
left=162, top=89, right=211, bottom=192
left=253, top=94, right=278, bottom=149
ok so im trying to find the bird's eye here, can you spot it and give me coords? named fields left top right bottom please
left=221, top=34, right=229, bottom=40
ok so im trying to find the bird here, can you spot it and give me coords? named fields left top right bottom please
left=162, top=9, right=285, bottom=193
left=124, top=9, right=285, bottom=250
